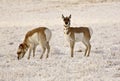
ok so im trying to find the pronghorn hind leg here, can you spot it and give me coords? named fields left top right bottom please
left=40, top=47, right=46, bottom=59
left=83, top=40, right=89, bottom=57
left=84, top=47, right=88, bottom=56
left=33, top=46, right=36, bottom=57
left=86, top=43, right=91, bottom=57
left=46, top=42, right=50, bottom=58
left=70, top=41, right=75, bottom=57
left=39, top=40, right=46, bottom=59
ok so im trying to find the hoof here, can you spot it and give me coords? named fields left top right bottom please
left=46, top=56, right=48, bottom=59
left=28, top=57, right=30, bottom=60
left=77, top=49, right=82, bottom=52
left=71, top=55, right=73, bottom=57
left=85, top=54, right=89, bottom=57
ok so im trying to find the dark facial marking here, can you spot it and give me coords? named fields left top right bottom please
left=17, top=51, right=21, bottom=55
left=63, top=17, right=70, bottom=25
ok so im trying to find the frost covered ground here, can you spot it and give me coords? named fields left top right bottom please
left=0, top=0, right=120, bottom=81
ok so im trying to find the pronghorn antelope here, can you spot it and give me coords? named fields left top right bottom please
left=17, top=27, right=52, bottom=60
left=62, top=14, right=93, bottom=57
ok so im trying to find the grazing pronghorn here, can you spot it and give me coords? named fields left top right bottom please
left=17, top=27, right=52, bottom=60
left=62, top=14, right=93, bottom=57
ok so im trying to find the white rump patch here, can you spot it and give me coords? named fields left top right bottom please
left=44, top=28, right=52, bottom=42
left=88, top=27, right=93, bottom=37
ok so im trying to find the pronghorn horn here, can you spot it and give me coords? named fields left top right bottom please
left=69, top=14, right=71, bottom=18
left=62, top=14, right=64, bottom=19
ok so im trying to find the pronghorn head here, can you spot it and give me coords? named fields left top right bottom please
left=17, top=43, right=28, bottom=60
left=62, top=14, right=71, bottom=27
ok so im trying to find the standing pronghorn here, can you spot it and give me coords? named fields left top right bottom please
left=62, top=14, right=93, bottom=57
left=17, top=27, right=52, bottom=60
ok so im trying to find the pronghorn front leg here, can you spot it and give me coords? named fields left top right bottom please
left=28, top=48, right=32, bottom=59
left=70, top=41, right=75, bottom=57
left=83, top=41, right=88, bottom=56
left=87, top=43, right=91, bottom=57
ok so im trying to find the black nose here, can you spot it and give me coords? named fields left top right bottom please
left=65, top=22, right=68, bottom=24
left=17, top=57, right=19, bottom=60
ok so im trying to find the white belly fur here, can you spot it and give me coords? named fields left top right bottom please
left=75, top=33, right=84, bottom=42
left=28, top=28, right=52, bottom=45
left=65, top=33, right=84, bottom=42
left=28, top=33, right=39, bottom=45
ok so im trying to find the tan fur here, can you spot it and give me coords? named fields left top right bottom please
left=17, top=27, right=52, bottom=60
left=62, top=14, right=93, bottom=57
left=24, top=27, right=46, bottom=43
left=66, top=27, right=91, bottom=40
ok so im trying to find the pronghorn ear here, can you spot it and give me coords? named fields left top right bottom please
left=24, top=43, right=29, bottom=48
left=69, top=14, right=71, bottom=19
left=19, top=43, right=28, bottom=49
left=62, top=14, right=64, bottom=19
